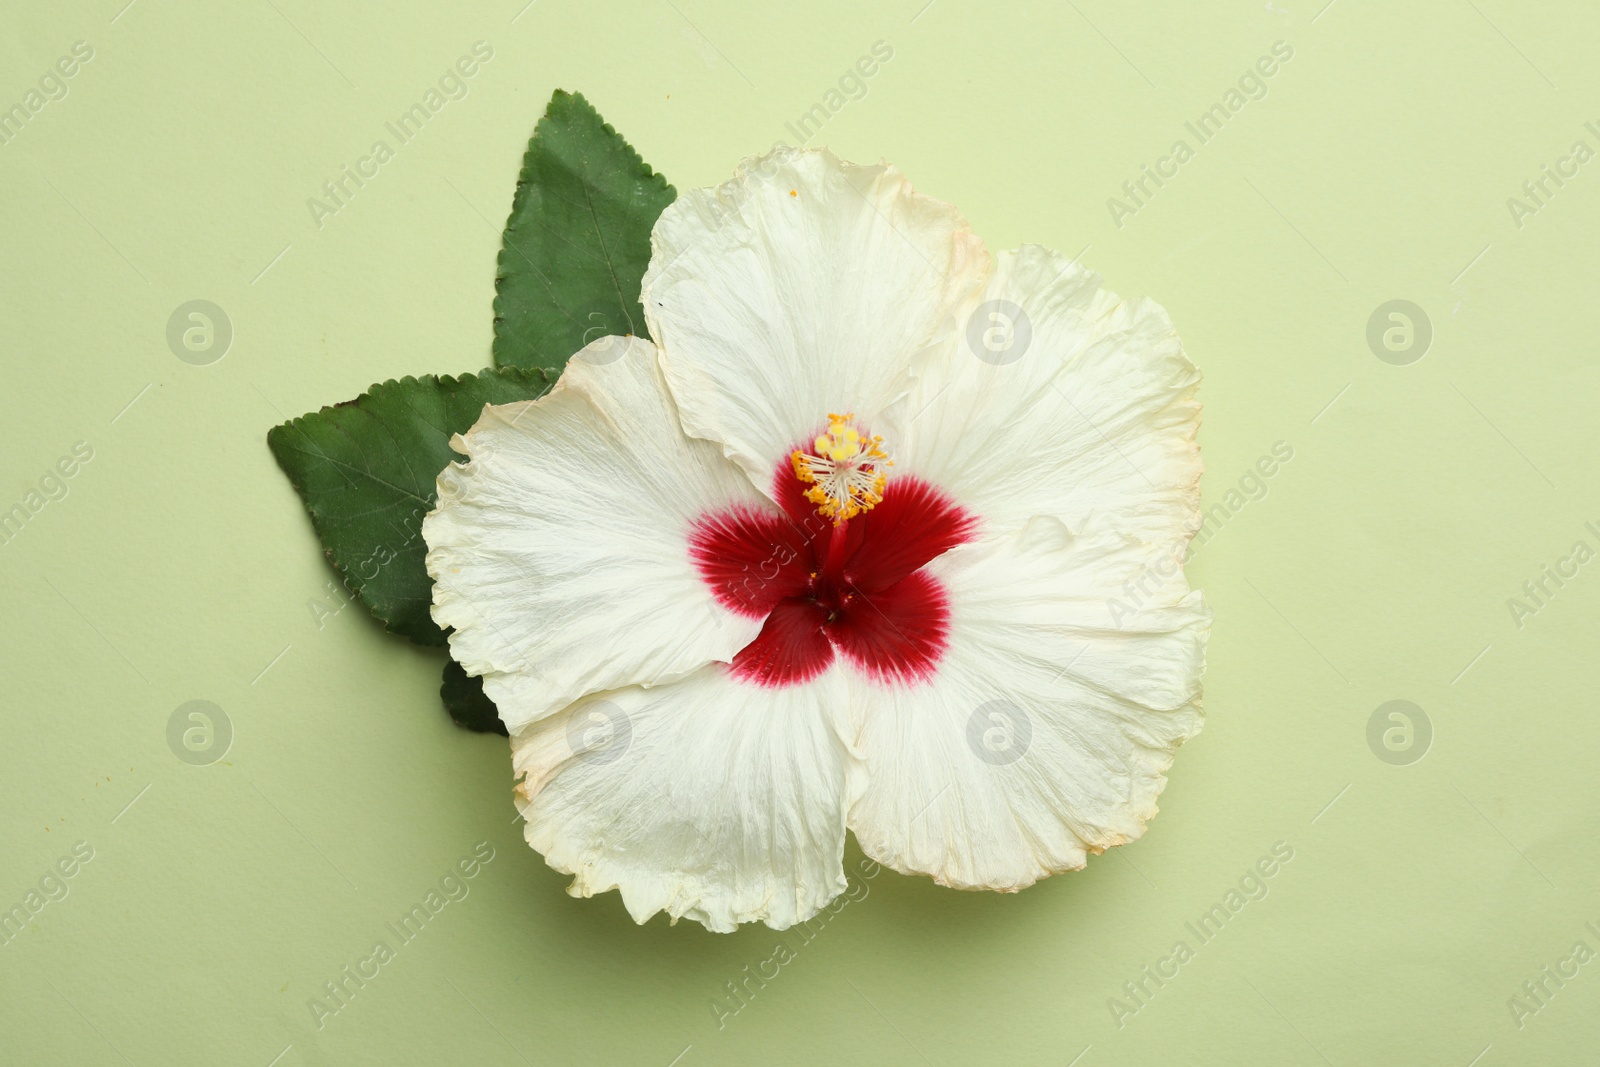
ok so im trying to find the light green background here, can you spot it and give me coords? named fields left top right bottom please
left=3, top=0, right=1597, bottom=1063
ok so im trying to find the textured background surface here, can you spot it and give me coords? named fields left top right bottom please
left=3, top=0, right=1597, bottom=1063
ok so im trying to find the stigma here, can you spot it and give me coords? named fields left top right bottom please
left=790, top=413, right=891, bottom=523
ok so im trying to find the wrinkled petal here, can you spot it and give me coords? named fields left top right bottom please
left=424, top=336, right=765, bottom=733
left=512, top=665, right=863, bottom=932
left=847, top=517, right=1209, bottom=891
left=642, top=146, right=989, bottom=494
left=884, top=245, right=1202, bottom=547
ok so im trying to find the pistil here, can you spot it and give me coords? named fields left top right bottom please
left=819, top=517, right=853, bottom=585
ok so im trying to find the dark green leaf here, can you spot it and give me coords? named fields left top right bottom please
left=492, top=89, right=676, bottom=373
left=440, top=658, right=506, bottom=735
left=267, top=367, right=550, bottom=646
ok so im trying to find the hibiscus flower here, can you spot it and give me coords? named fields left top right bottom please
left=423, top=147, right=1209, bottom=932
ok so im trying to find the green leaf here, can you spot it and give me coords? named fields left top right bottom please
left=492, top=89, right=676, bottom=373
left=267, top=367, right=550, bottom=646
left=440, top=659, right=507, bottom=735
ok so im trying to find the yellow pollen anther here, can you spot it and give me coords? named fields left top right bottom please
left=790, top=413, right=891, bottom=524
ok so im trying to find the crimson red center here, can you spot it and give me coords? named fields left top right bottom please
left=689, top=462, right=977, bottom=687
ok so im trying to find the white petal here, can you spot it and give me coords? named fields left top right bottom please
left=513, top=665, right=863, bottom=932
left=884, top=245, right=1202, bottom=544
left=642, top=146, right=989, bottom=492
left=424, top=336, right=764, bottom=733
left=847, top=518, right=1209, bottom=891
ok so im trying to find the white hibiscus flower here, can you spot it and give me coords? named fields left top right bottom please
left=424, top=147, right=1209, bottom=933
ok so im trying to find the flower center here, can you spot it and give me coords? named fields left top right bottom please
left=689, top=420, right=976, bottom=689
left=790, top=413, right=890, bottom=524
